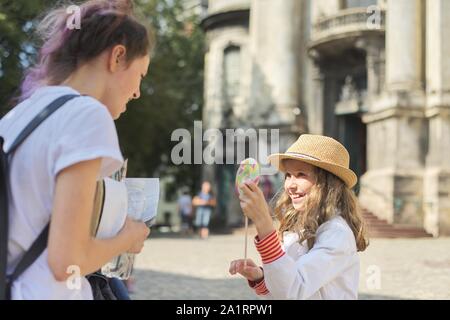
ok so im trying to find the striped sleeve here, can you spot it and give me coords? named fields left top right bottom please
left=254, top=230, right=285, bottom=264
left=248, top=278, right=270, bottom=296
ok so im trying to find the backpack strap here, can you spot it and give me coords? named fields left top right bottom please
left=5, top=224, right=50, bottom=299
left=0, top=94, right=79, bottom=299
left=8, top=94, right=79, bottom=154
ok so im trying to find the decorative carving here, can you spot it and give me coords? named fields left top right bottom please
left=314, top=8, right=385, bottom=34
left=341, top=76, right=358, bottom=101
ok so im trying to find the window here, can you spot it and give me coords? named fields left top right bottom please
left=222, top=45, right=241, bottom=123
left=222, top=46, right=241, bottom=100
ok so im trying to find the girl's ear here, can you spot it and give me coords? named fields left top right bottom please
left=108, top=45, right=127, bottom=72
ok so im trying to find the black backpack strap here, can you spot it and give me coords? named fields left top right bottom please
left=0, top=94, right=79, bottom=300
left=5, top=224, right=49, bottom=299
left=8, top=94, right=79, bottom=154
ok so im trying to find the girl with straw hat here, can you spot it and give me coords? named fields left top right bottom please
left=229, top=134, right=369, bottom=299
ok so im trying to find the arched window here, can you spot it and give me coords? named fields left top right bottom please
left=222, top=45, right=241, bottom=101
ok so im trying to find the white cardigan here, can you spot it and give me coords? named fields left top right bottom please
left=250, top=215, right=360, bottom=300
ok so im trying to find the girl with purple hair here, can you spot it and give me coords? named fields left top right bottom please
left=0, top=0, right=153, bottom=299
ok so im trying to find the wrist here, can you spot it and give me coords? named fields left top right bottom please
left=253, top=211, right=271, bottom=226
left=255, top=218, right=275, bottom=239
left=117, top=229, right=134, bottom=252
left=254, top=266, right=264, bottom=282
left=248, top=268, right=264, bottom=286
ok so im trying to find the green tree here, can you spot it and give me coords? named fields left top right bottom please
left=0, top=0, right=54, bottom=108
left=117, top=0, right=205, bottom=195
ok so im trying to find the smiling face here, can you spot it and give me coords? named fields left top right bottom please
left=283, top=159, right=317, bottom=211
left=104, top=52, right=150, bottom=119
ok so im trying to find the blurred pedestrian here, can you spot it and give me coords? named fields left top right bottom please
left=261, top=175, right=275, bottom=201
left=177, top=189, right=193, bottom=235
left=192, top=181, right=216, bottom=239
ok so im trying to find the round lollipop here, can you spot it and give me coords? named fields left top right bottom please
left=235, top=158, right=261, bottom=197
left=235, top=158, right=261, bottom=267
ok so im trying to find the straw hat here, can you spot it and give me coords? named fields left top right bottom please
left=267, top=134, right=357, bottom=188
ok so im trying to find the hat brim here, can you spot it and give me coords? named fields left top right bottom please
left=267, top=153, right=358, bottom=189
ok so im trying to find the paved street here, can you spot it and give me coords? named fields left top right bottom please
left=130, top=231, right=450, bottom=300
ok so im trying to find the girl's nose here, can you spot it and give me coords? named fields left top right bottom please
left=286, top=177, right=297, bottom=191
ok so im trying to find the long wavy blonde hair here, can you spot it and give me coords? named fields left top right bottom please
left=273, top=165, right=369, bottom=252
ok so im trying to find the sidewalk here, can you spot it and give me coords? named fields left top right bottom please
left=130, top=232, right=450, bottom=300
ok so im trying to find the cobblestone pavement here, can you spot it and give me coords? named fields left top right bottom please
left=130, top=231, right=450, bottom=300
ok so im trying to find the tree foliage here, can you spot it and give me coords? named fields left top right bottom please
left=0, top=0, right=51, bottom=107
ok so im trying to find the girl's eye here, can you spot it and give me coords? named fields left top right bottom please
left=285, top=173, right=291, bottom=179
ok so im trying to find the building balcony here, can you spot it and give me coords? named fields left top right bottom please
left=207, top=0, right=250, bottom=16
left=201, top=0, right=250, bottom=31
left=309, top=8, right=385, bottom=54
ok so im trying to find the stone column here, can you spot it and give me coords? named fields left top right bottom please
left=423, top=0, right=450, bottom=236
left=385, top=0, right=423, bottom=93
left=355, top=37, right=385, bottom=107
left=359, top=0, right=427, bottom=227
left=309, top=50, right=325, bottom=135
left=249, top=0, right=302, bottom=127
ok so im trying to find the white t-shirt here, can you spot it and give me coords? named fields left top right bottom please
left=258, top=215, right=360, bottom=300
left=0, top=86, right=124, bottom=299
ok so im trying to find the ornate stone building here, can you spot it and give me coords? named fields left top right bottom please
left=201, top=0, right=450, bottom=236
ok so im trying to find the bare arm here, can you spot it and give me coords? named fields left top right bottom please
left=208, top=197, right=217, bottom=207
left=192, top=196, right=205, bottom=206
left=47, top=158, right=149, bottom=281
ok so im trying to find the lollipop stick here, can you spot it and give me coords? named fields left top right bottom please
left=244, top=216, right=248, bottom=268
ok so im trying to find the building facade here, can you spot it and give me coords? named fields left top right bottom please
left=201, top=0, right=450, bottom=236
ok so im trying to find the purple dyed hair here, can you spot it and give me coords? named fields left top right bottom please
left=18, top=0, right=153, bottom=102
